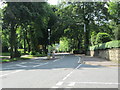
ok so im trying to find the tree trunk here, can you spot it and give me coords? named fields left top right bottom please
left=77, top=38, right=81, bottom=53
left=10, top=23, right=15, bottom=59
left=23, top=29, right=27, bottom=54
left=26, top=36, right=31, bottom=53
left=84, top=19, right=90, bottom=55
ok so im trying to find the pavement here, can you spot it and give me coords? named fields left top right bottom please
left=0, top=53, right=119, bottom=89
left=79, top=55, right=119, bottom=67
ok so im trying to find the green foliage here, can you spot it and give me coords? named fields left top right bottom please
left=13, top=51, right=21, bottom=58
left=29, top=51, right=36, bottom=55
left=58, top=37, right=69, bottom=52
left=2, top=2, right=57, bottom=58
left=90, top=32, right=97, bottom=45
left=113, top=24, right=120, bottom=40
left=89, top=40, right=120, bottom=50
left=33, top=53, right=47, bottom=57
left=2, top=52, right=10, bottom=56
left=95, top=33, right=112, bottom=44
left=108, top=2, right=119, bottom=19
left=1, top=2, right=120, bottom=57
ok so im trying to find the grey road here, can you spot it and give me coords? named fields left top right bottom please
left=0, top=54, right=118, bottom=88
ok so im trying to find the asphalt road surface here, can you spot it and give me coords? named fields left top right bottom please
left=0, top=54, right=118, bottom=88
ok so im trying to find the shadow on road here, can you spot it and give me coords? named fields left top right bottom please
left=1, top=55, right=106, bottom=71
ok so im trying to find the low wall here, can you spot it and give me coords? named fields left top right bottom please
left=87, top=48, right=120, bottom=61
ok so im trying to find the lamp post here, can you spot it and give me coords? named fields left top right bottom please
left=48, top=29, right=50, bottom=45
left=47, top=29, right=51, bottom=59
left=84, top=23, right=87, bottom=55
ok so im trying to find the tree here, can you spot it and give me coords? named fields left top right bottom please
left=52, top=2, right=110, bottom=53
left=2, top=2, right=58, bottom=58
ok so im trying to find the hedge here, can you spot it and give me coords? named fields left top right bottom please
left=95, top=32, right=111, bottom=45
left=88, top=40, right=120, bottom=51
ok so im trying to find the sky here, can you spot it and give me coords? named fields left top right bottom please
left=0, top=2, right=3, bottom=9
left=47, top=0, right=58, bottom=5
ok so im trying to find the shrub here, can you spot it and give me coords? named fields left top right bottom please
left=73, top=50, right=79, bottom=54
left=2, top=46, right=9, bottom=52
left=30, top=51, right=36, bottom=55
left=113, top=24, right=120, bottom=40
left=89, top=40, right=120, bottom=50
left=13, top=51, right=21, bottom=58
left=95, top=33, right=112, bottom=45
left=90, top=32, right=97, bottom=45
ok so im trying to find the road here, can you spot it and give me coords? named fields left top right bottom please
left=0, top=54, right=119, bottom=88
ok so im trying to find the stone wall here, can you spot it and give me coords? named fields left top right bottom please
left=87, top=48, right=120, bottom=61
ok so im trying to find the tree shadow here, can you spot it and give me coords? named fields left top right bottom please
left=1, top=55, right=105, bottom=72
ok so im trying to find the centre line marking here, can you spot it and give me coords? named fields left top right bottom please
left=62, top=64, right=82, bottom=81
left=62, top=57, right=82, bottom=81
left=63, top=71, right=73, bottom=81
left=75, top=64, right=82, bottom=69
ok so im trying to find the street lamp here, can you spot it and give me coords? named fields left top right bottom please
left=47, top=29, right=51, bottom=59
left=84, top=23, right=87, bottom=55
left=48, top=29, right=50, bottom=45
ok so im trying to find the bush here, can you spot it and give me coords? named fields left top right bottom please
left=2, top=46, right=9, bottom=52
left=73, top=50, right=79, bottom=54
left=95, top=33, right=112, bottom=45
left=113, top=24, right=120, bottom=40
left=89, top=40, right=120, bottom=50
left=13, top=51, right=21, bottom=58
left=29, top=51, right=36, bottom=55
left=90, top=32, right=97, bottom=45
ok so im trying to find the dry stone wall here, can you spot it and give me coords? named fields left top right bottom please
left=87, top=48, right=120, bottom=61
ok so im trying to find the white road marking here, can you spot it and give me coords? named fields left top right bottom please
left=2, top=68, right=11, bottom=70
left=2, top=56, right=53, bottom=77
left=29, top=62, right=43, bottom=64
left=56, top=81, right=63, bottom=86
left=33, top=64, right=43, bottom=67
left=52, top=69, right=60, bottom=70
left=62, top=57, right=82, bottom=81
left=51, top=86, right=59, bottom=88
left=33, top=62, right=48, bottom=67
left=64, top=88, right=71, bottom=90
left=53, top=56, right=64, bottom=62
left=20, top=62, right=27, bottom=64
left=78, top=56, right=81, bottom=63
left=68, top=82, right=75, bottom=86
left=75, top=64, right=82, bottom=69
left=2, top=67, right=21, bottom=70
left=2, top=62, right=49, bottom=77
left=53, top=59, right=60, bottom=62
left=0, top=70, right=23, bottom=77
left=75, top=82, right=120, bottom=85
left=63, top=71, right=73, bottom=81
left=16, top=64, right=27, bottom=67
